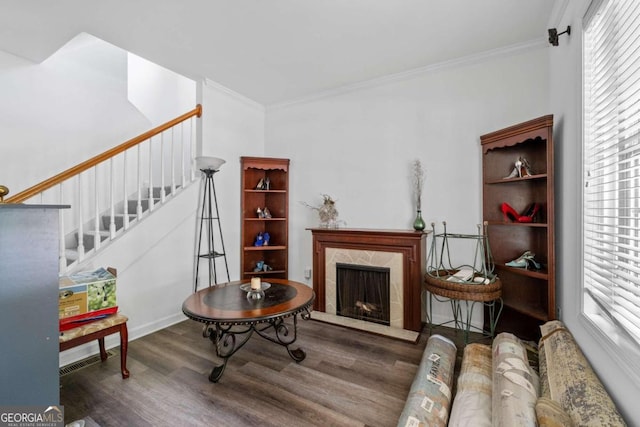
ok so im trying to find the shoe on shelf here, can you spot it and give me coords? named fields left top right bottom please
left=503, top=167, right=520, bottom=179
left=519, top=203, right=541, bottom=223
left=519, top=157, right=533, bottom=177
left=255, top=178, right=265, bottom=190
left=263, top=207, right=272, bottom=218
left=254, top=260, right=264, bottom=272
left=263, top=232, right=270, bottom=246
left=506, top=251, right=533, bottom=268
left=257, top=207, right=264, bottom=218
left=501, top=202, right=541, bottom=223
left=502, top=157, right=533, bottom=179
left=254, top=232, right=264, bottom=246
left=527, top=257, right=541, bottom=270
left=503, top=157, right=523, bottom=179
left=506, top=250, right=542, bottom=270
left=501, top=202, right=520, bottom=221
left=262, top=263, right=273, bottom=272
left=264, top=177, right=271, bottom=190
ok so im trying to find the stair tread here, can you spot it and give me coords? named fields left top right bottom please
left=62, top=181, right=191, bottom=270
left=84, top=230, right=110, bottom=235
left=103, top=213, right=138, bottom=218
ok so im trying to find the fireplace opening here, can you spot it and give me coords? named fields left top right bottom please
left=336, top=263, right=390, bottom=326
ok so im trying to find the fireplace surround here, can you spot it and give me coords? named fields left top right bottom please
left=309, top=228, right=428, bottom=332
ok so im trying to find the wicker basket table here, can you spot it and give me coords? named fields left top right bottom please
left=424, top=270, right=502, bottom=343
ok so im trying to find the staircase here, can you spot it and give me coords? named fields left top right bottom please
left=2, top=105, right=202, bottom=274
left=65, top=185, right=179, bottom=265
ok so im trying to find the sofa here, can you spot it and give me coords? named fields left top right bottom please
left=397, top=320, right=627, bottom=426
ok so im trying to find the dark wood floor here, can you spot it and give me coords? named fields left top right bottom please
left=60, top=318, right=489, bottom=427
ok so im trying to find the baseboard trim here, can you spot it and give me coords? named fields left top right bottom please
left=59, top=312, right=187, bottom=367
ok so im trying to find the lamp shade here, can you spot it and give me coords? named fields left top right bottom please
left=195, top=156, right=226, bottom=171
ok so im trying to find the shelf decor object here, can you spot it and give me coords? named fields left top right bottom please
left=480, top=115, right=555, bottom=340
left=424, top=221, right=503, bottom=343
left=302, top=193, right=340, bottom=228
left=413, top=210, right=426, bottom=231
left=240, top=157, right=289, bottom=280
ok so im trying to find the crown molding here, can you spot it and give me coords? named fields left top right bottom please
left=268, top=38, right=547, bottom=112
left=203, top=78, right=265, bottom=112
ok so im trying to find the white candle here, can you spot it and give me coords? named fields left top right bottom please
left=251, top=277, right=261, bottom=290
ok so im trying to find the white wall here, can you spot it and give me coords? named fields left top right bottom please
left=550, top=0, right=640, bottom=422
left=0, top=33, right=151, bottom=195
left=59, top=183, right=201, bottom=365
left=128, top=53, right=196, bottom=126
left=197, top=79, right=266, bottom=284
left=61, top=80, right=267, bottom=364
left=0, top=30, right=267, bottom=365
left=266, top=46, right=550, bottom=326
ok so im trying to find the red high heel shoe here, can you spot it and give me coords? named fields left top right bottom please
left=501, top=202, right=541, bottom=223
left=519, top=203, right=540, bottom=223
left=501, top=203, right=519, bottom=221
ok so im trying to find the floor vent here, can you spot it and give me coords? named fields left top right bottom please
left=60, top=350, right=117, bottom=376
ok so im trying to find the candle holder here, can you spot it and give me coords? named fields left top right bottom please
left=246, top=288, right=265, bottom=301
left=241, top=279, right=270, bottom=301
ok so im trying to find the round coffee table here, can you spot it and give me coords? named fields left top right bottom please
left=182, top=278, right=315, bottom=382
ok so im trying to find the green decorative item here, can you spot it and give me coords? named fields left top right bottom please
left=413, top=210, right=426, bottom=231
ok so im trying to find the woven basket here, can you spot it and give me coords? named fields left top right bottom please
left=424, top=270, right=502, bottom=302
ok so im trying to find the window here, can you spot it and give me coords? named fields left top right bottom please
left=583, top=0, right=640, bottom=348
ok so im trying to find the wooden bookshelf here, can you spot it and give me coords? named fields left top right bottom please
left=240, top=157, right=289, bottom=280
left=480, top=115, right=555, bottom=340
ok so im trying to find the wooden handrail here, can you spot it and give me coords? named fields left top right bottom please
left=4, top=104, right=202, bottom=204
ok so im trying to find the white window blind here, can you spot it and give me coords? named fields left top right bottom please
left=584, top=0, right=640, bottom=347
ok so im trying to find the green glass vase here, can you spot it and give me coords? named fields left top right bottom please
left=413, top=210, right=425, bottom=231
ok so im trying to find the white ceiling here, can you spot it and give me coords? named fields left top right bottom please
left=0, top=0, right=559, bottom=105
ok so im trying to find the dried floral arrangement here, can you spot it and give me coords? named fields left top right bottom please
left=412, top=159, right=426, bottom=210
left=301, top=194, right=341, bottom=228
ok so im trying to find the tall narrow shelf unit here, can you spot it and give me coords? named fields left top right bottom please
left=240, top=157, right=289, bottom=280
left=480, top=115, right=555, bottom=339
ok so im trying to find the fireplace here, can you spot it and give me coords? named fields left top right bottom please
left=336, top=263, right=391, bottom=326
left=309, top=228, right=428, bottom=333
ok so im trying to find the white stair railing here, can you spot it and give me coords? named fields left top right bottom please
left=2, top=105, right=202, bottom=274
